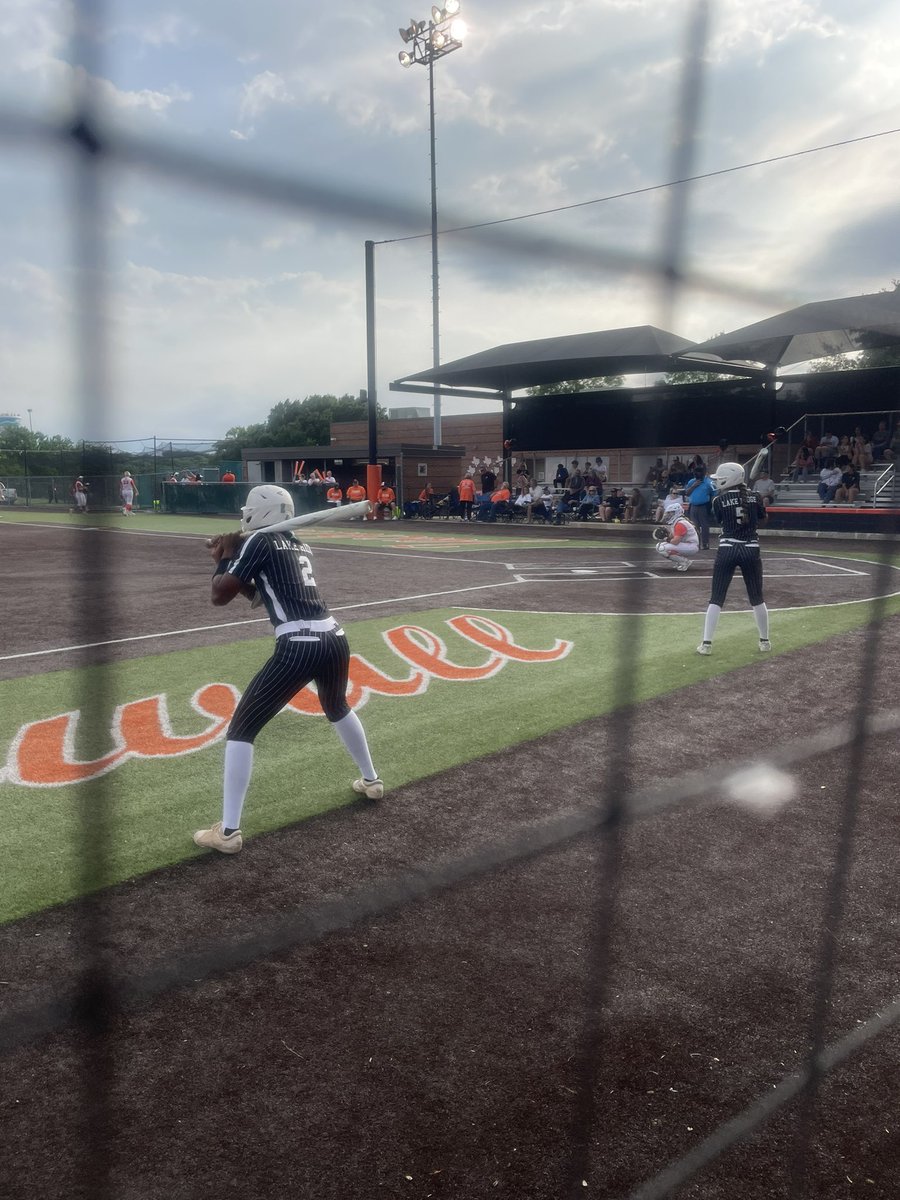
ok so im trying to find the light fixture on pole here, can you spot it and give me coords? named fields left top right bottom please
left=397, top=3, right=466, bottom=448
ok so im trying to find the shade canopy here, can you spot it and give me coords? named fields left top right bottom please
left=395, top=326, right=695, bottom=394
left=684, top=290, right=900, bottom=369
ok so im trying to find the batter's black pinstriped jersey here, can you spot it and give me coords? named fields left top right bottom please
left=712, top=487, right=765, bottom=543
left=709, top=486, right=766, bottom=607
left=227, top=532, right=329, bottom=627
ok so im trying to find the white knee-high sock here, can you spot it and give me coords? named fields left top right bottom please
left=223, top=739, right=254, bottom=830
left=332, top=711, right=377, bottom=780
left=702, top=603, right=722, bottom=644
left=753, top=603, right=769, bottom=639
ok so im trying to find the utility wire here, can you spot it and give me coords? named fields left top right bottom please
left=379, top=125, right=900, bottom=245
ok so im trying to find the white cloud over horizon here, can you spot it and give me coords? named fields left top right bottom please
left=1, top=0, right=899, bottom=441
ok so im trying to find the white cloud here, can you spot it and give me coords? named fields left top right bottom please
left=2, top=0, right=900, bottom=441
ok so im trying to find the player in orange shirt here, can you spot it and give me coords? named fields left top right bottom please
left=326, top=485, right=343, bottom=506
left=377, top=482, right=396, bottom=518
left=346, top=479, right=366, bottom=502
left=457, top=475, right=476, bottom=521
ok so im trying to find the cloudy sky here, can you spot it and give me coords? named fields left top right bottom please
left=2, top=0, right=898, bottom=443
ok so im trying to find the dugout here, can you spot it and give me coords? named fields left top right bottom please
left=240, top=443, right=467, bottom=508
left=390, top=322, right=900, bottom=482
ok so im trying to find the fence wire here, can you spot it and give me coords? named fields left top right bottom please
left=3, top=1, right=900, bottom=1198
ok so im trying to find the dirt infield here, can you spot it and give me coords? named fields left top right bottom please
left=1, top=520, right=899, bottom=1199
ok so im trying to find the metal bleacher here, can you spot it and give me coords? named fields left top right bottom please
left=774, top=464, right=898, bottom=509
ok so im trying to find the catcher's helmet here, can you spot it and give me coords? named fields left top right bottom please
left=241, top=484, right=294, bottom=532
left=662, top=497, right=684, bottom=524
left=712, top=461, right=745, bottom=491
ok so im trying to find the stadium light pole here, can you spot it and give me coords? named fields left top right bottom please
left=398, top=3, right=466, bottom=448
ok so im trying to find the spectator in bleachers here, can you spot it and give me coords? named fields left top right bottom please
left=653, top=483, right=683, bottom=524
left=686, top=453, right=706, bottom=474
left=644, top=458, right=665, bottom=487
left=525, top=486, right=553, bottom=523
left=833, top=463, right=861, bottom=504
left=602, top=487, right=627, bottom=523
left=814, top=432, right=839, bottom=467
left=883, top=419, right=900, bottom=465
left=553, top=462, right=569, bottom=490
left=553, top=471, right=585, bottom=524
left=835, top=435, right=853, bottom=461
left=668, top=457, right=688, bottom=485
left=753, top=468, right=777, bottom=507
left=817, top=460, right=842, bottom=505
left=514, top=465, right=531, bottom=497
left=871, top=419, right=891, bottom=462
left=576, top=486, right=603, bottom=521
left=480, top=463, right=497, bottom=494
left=850, top=428, right=873, bottom=470
left=790, top=444, right=815, bottom=481
left=623, top=487, right=648, bottom=523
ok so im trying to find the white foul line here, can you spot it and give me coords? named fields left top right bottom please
left=0, top=580, right=523, bottom=662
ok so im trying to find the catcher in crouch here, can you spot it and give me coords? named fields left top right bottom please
left=193, top=484, right=383, bottom=855
left=697, top=460, right=770, bottom=656
left=653, top=488, right=698, bottom=571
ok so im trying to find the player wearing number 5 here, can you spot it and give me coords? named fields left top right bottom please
left=697, top=462, right=770, bottom=656
left=193, top=485, right=383, bottom=854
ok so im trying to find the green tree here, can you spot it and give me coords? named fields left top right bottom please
left=214, top=393, right=385, bottom=457
left=214, top=422, right=269, bottom=459
left=526, top=375, right=624, bottom=396
left=0, top=425, right=78, bottom=476
left=806, top=281, right=900, bottom=372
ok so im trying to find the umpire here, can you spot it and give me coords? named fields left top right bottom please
left=193, top=484, right=383, bottom=854
left=697, top=462, right=771, bottom=656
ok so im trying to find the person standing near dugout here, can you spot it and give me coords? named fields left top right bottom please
left=193, top=484, right=383, bottom=854
left=697, top=461, right=770, bottom=656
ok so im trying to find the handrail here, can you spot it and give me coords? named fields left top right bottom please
left=872, top=464, right=896, bottom=502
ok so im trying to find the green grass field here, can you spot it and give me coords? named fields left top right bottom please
left=3, top=584, right=899, bottom=925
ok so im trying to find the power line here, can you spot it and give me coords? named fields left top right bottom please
left=380, top=125, right=900, bottom=245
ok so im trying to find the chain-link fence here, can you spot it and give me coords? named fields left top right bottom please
left=2, top=1, right=900, bottom=1198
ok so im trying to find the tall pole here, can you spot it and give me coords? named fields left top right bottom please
left=428, top=55, right=442, bottom=449
left=398, top=8, right=465, bottom=448
left=364, top=239, right=383, bottom=516
left=365, top=240, right=378, bottom=465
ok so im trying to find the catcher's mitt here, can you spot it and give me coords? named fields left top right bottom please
left=651, top=525, right=669, bottom=541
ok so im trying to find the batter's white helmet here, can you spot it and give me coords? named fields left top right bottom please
left=712, top=461, right=745, bottom=491
left=240, top=484, right=294, bottom=532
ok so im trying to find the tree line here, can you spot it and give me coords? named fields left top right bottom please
left=0, top=394, right=383, bottom=478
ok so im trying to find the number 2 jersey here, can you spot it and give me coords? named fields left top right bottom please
left=226, top=531, right=329, bottom=627
left=712, top=487, right=766, bottom=545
